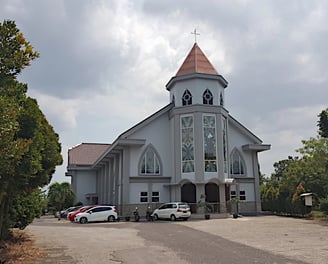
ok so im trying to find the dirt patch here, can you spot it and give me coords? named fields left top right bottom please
left=0, top=230, right=46, bottom=264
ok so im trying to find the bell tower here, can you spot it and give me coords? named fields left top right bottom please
left=166, top=43, right=228, bottom=107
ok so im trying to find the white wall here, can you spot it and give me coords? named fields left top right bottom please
left=129, top=183, right=148, bottom=203
left=239, top=183, right=255, bottom=201
left=170, top=78, right=224, bottom=107
left=229, top=183, right=255, bottom=201
left=75, top=170, right=97, bottom=205
left=228, top=123, right=255, bottom=177
left=128, top=113, right=172, bottom=177
left=152, top=183, right=170, bottom=203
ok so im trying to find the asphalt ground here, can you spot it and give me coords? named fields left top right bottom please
left=180, top=215, right=328, bottom=264
left=26, top=215, right=328, bottom=263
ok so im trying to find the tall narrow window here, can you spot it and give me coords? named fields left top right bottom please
left=140, top=146, right=161, bottom=175
left=203, top=89, right=213, bottom=105
left=181, top=115, right=195, bottom=173
left=203, top=115, right=217, bottom=172
left=182, top=90, right=192, bottom=105
left=230, top=149, right=245, bottom=175
left=222, top=116, right=228, bottom=173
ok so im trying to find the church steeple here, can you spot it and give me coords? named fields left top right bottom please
left=166, top=43, right=228, bottom=107
left=175, top=43, right=218, bottom=77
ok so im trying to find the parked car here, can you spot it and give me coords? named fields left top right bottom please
left=55, top=206, right=82, bottom=219
left=74, top=205, right=118, bottom=224
left=151, top=202, right=191, bottom=221
left=60, top=206, right=82, bottom=219
left=67, top=205, right=95, bottom=222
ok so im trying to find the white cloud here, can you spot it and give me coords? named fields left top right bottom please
left=1, top=0, right=328, bottom=182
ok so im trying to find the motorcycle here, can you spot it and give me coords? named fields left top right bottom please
left=133, top=207, right=140, bottom=222
left=13, top=215, right=28, bottom=230
left=146, top=207, right=153, bottom=221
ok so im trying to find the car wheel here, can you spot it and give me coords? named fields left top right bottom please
left=153, top=214, right=159, bottom=221
left=108, top=215, right=115, bottom=222
left=80, top=217, right=88, bottom=224
left=170, top=214, right=176, bottom=221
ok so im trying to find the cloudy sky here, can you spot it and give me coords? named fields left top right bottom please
left=1, top=0, right=327, bottom=183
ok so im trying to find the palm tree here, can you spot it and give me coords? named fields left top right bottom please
left=48, top=182, right=75, bottom=213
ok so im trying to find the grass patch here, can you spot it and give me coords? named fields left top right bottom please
left=0, top=230, right=45, bottom=264
left=308, top=210, right=328, bottom=222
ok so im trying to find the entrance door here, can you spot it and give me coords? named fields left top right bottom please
left=181, top=183, right=196, bottom=213
left=205, top=183, right=220, bottom=213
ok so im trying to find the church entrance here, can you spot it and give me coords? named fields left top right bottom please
left=205, top=183, right=220, bottom=213
left=181, top=182, right=196, bottom=213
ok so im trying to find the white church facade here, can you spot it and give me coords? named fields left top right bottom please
left=66, top=43, right=270, bottom=216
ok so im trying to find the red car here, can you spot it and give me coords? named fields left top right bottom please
left=68, top=205, right=95, bottom=221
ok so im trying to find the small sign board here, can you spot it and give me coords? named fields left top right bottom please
left=300, top=193, right=313, bottom=206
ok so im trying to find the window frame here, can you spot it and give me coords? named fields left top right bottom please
left=203, top=114, right=217, bottom=172
left=182, top=89, right=192, bottom=105
left=239, top=190, right=246, bottom=201
left=181, top=115, right=195, bottom=173
left=151, top=191, right=160, bottom=203
left=230, top=148, right=246, bottom=176
left=140, top=191, right=148, bottom=203
left=203, top=89, right=213, bottom=105
left=139, top=144, right=162, bottom=176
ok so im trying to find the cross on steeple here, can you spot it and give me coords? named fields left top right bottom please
left=191, top=28, right=200, bottom=43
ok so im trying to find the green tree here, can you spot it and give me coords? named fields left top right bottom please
left=318, top=108, right=328, bottom=138
left=292, top=137, right=328, bottom=199
left=48, top=182, right=75, bottom=213
left=0, top=20, right=62, bottom=240
left=10, top=189, right=48, bottom=226
left=261, top=156, right=302, bottom=214
left=0, top=20, right=39, bottom=77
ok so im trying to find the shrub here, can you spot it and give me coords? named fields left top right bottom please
left=319, top=197, right=328, bottom=214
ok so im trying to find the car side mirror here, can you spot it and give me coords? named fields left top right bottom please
left=89, top=211, right=92, bottom=214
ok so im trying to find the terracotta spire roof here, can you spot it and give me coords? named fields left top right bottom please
left=175, top=43, right=218, bottom=77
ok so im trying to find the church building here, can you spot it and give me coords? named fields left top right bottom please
left=66, top=42, right=270, bottom=215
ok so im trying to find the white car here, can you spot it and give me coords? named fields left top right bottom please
left=151, top=202, right=191, bottom=221
left=74, top=206, right=118, bottom=224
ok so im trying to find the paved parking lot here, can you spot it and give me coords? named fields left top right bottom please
left=27, top=215, right=328, bottom=263
left=181, top=215, right=328, bottom=264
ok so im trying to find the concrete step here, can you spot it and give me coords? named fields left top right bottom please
left=190, top=213, right=231, bottom=220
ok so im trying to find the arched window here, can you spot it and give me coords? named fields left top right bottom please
left=182, top=90, right=192, bottom=105
left=230, top=149, right=245, bottom=175
left=203, top=89, right=213, bottom=105
left=139, top=145, right=161, bottom=175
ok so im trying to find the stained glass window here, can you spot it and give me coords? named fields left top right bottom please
left=140, top=146, right=160, bottom=175
left=203, top=89, right=213, bottom=105
left=203, top=115, right=217, bottom=172
left=182, top=90, right=192, bottom=105
left=222, top=117, right=228, bottom=173
left=181, top=115, right=194, bottom=173
left=230, top=150, right=245, bottom=175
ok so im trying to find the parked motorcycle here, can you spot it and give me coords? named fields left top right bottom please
left=133, top=207, right=140, bottom=222
left=146, top=207, right=153, bottom=221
